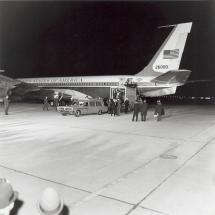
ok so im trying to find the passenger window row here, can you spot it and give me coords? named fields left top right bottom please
left=36, top=82, right=118, bottom=87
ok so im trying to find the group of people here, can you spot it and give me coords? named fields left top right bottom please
left=0, top=178, right=64, bottom=215
left=42, top=94, right=64, bottom=111
left=107, top=98, right=122, bottom=116
left=107, top=97, right=130, bottom=116
left=43, top=95, right=76, bottom=111
left=43, top=95, right=166, bottom=122
left=107, top=97, right=165, bottom=122
left=132, top=99, right=165, bottom=122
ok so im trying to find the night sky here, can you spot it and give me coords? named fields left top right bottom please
left=0, top=1, right=214, bottom=96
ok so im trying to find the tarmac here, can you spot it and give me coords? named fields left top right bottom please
left=0, top=103, right=215, bottom=215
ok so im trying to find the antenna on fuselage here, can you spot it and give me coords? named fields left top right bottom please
left=158, top=24, right=176, bottom=29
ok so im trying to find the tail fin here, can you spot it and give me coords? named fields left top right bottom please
left=136, top=22, right=192, bottom=77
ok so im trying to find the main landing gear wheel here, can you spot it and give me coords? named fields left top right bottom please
left=75, top=110, right=81, bottom=117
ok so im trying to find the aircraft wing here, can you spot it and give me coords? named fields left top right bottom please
left=51, top=89, right=92, bottom=99
left=23, top=88, right=92, bottom=102
left=0, top=74, right=41, bottom=99
left=0, top=74, right=21, bottom=88
left=12, top=82, right=40, bottom=94
left=0, top=74, right=22, bottom=98
left=0, top=74, right=92, bottom=101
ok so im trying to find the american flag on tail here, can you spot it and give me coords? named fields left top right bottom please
left=163, top=49, right=179, bottom=59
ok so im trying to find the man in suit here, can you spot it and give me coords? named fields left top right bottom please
left=113, top=99, right=118, bottom=116
left=154, top=100, right=165, bottom=121
left=132, top=99, right=140, bottom=121
left=117, top=99, right=121, bottom=116
left=124, top=98, right=130, bottom=114
left=140, top=99, right=148, bottom=121
left=3, top=96, right=10, bottom=115
left=43, top=96, right=49, bottom=111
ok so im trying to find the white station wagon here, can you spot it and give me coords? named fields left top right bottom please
left=57, top=98, right=108, bottom=117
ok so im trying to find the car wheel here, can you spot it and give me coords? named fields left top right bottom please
left=62, top=113, right=67, bottom=116
left=75, top=110, right=81, bottom=117
left=98, top=110, right=102, bottom=115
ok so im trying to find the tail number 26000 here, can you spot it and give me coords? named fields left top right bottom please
left=155, top=65, right=168, bottom=70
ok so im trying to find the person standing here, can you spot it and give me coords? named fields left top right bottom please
left=117, top=99, right=121, bottom=116
left=58, top=93, right=63, bottom=106
left=132, top=100, right=140, bottom=121
left=113, top=99, right=117, bottom=116
left=43, top=96, right=49, bottom=111
left=3, top=96, right=10, bottom=115
left=107, top=99, right=111, bottom=114
left=0, top=178, right=18, bottom=215
left=124, top=98, right=129, bottom=114
left=53, top=94, right=59, bottom=110
left=109, top=99, right=114, bottom=116
left=70, top=96, right=74, bottom=105
left=140, top=99, right=148, bottom=121
left=154, top=100, right=165, bottom=121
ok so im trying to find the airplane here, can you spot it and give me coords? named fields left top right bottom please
left=0, top=22, right=192, bottom=103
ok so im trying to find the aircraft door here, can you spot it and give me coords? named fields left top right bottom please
left=110, top=88, right=125, bottom=102
left=126, top=87, right=136, bottom=104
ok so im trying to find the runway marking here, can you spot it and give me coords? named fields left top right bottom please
left=124, top=137, right=215, bottom=215
left=0, top=163, right=136, bottom=209
left=0, top=116, right=206, bottom=214
left=160, top=154, right=178, bottom=159
left=140, top=206, right=171, bottom=215
left=0, top=164, right=92, bottom=194
left=0, top=142, right=180, bottom=213
left=69, top=143, right=180, bottom=210
left=1, top=104, right=215, bottom=214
